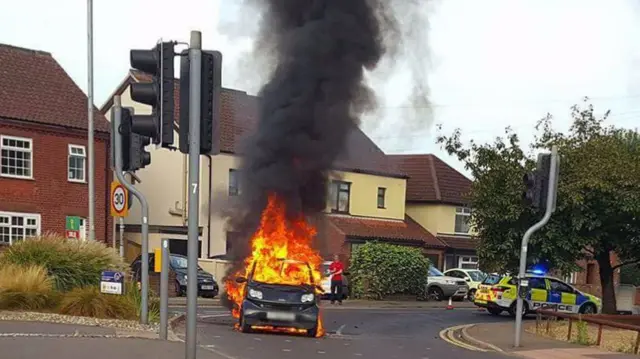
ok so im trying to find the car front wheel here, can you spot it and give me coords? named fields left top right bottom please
left=307, top=320, right=319, bottom=338
left=239, top=310, right=251, bottom=333
left=428, top=286, right=444, bottom=301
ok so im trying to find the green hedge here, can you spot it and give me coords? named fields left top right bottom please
left=350, top=242, right=430, bottom=300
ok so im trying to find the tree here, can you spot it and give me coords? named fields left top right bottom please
left=437, top=99, right=640, bottom=314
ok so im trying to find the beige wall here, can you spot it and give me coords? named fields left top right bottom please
left=327, top=171, right=406, bottom=220
left=407, top=203, right=476, bottom=236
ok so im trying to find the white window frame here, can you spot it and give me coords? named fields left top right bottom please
left=0, top=135, right=34, bottom=179
left=454, top=206, right=472, bottom=234
left=458, top=256, right=479, bottom=269
left=68, top=144, right=87, bottom=183
left=0, top=211, right=41, bottom=245
left=78, top=217, right=87, bottom=241
left=564, top=272, right=578, bottom=285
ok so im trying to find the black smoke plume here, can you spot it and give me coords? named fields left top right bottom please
left=221, top=0, right=413, bottom=309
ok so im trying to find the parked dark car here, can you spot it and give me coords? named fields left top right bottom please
left=131, top=253, right=219, bottom=298
left=235, top=259, right=321, bottom=337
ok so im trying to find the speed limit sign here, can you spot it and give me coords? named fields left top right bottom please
left=110, top=181, right=129, bottom=217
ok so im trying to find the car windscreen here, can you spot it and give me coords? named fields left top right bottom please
left=170, top=256, right=203, bottom=271
left=428, top=266, right=444, bottom=276
left=468, top=270, right=487, bottom=282
left=481, top=274, right=503, bottom=285
left=250, top=260, right=314, bottom=285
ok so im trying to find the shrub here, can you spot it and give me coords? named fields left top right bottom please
left=349, top=242, right=431, bottom=300
left=58, top=286, right=137, bottom=319
left=0, top=233, right=128, bottom=291
left=123, top=282, right=161, bottom=323
left=0, top=264, right=59, bottom=310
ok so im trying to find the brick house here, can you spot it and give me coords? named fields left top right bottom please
left=0, top=44, right=112, bottom=245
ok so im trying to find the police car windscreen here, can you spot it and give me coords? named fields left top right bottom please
left=482, top=274, right=502, bottom=285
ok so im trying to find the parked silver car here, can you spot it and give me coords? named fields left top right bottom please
left=427, top=266, right=468, bottom=301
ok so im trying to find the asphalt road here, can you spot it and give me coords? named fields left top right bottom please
left=172, top=305, right=519, bottom=359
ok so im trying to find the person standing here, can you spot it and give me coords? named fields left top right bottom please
left=329, top=254, right=344, bottom=305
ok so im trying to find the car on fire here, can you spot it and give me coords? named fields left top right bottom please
left=234, top=259, right=321, bottom=337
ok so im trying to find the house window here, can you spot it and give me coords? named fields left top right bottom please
left=0, top=211, right=40, bottom=245
left=68, top=145, right=86, bottom=182
left=0, top=135, right=33, bottom=179
left=229, top=169, right=240, bottom=196
left=377, top=187, right=386, bottom=208
left=329, top=180, right=351, bottom=213
left=454, top=207, right=471, bottom=234
left=458, top=256, right=479, bottom=269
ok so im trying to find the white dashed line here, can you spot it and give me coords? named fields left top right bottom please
left=282, top=348, right=292, bottom=352
left=336, top=324, right=346, bottom=335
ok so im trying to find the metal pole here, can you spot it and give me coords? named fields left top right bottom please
left=112, top=215, right=117, bottom=250
left=160, top=238, right=169, bottom=340
left=112, top=96, right=150, bottom=324
left=514, top=146, right=559, bottom=347
left=119, top=217, right=125, bottom=258
left=86, top=0, right=95, bottom=241
left=185, top=30, right=202, bottom=359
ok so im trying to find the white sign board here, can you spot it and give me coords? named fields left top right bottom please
left=100, top=281, right=123, bottom=295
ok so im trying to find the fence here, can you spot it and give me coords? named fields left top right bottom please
left=536, top=309, right=640, bottom=353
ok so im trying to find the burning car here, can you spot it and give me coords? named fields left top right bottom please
left=234, top=259, right=321, bottom=337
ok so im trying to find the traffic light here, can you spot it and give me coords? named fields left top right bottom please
left=522, top=153, right=552, bottom=210
left=119, top=108, right=151, bottom=172
left=179, top=50, right=222, bottom=154
left=129, top=42, right=176, bottom=147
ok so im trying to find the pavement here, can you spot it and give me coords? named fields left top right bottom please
left=0, top=320, right=217, bottom=359
left=172, top=303, right=512, bottom=358
left=459, top=321, right=640, bottom=359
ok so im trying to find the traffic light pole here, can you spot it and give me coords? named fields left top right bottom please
left=514, top=145, right=559, bottom=347
left=112, top=95, right=150, bottom=325
left=185, top=30, right=202, bottom=359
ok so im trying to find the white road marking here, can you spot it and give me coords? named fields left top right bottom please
left=200, top=313, right=230, bottom=318
left=336, top=324, right=346, bottom=335
left=317, top=350, right=326, bottom=354
left=282, top=349, right=291, bottom=352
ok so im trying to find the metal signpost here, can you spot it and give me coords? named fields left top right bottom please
left=160, top=238, right=170, bottom=340
left=112, top=96, right=151, bottom=324
left=514, top=145, right=560, bottom=347
left=185, top=30, right=203, bottom=359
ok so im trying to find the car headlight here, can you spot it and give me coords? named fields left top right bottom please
left=248, top=288, right=263, bottom=300
left=178, top=275, right=187, bottom=284
left=301, top=293, right=315, bottom=303
left=445, top=280, right=456, bottom=285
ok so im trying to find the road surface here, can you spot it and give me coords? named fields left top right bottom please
left=172, top=305, right=519, bottom=358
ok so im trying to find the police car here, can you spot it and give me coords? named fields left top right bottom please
left=473, top=271, right=602, bottom=317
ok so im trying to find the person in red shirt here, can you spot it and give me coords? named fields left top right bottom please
left=329, top=254, right=344, bottom=305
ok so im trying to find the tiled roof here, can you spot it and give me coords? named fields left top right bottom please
left=327, top=214, right=446, bottom=249
left=0, top=44, right=109, bottom=133
left=388, top=154, right=472, bottom=205
left=102, top=70, right=405, bottom=178
left=438, top=235, right=479, bottom=251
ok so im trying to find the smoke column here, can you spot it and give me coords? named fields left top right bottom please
left=221, top=0, right=427, bottom=308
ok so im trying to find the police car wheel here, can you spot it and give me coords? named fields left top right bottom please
left=579, top=303, right=597, bottom=314
left=509, top=301, right=528, bottom=318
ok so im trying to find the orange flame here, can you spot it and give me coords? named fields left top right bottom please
left=225, top=194, right=325, bottom=337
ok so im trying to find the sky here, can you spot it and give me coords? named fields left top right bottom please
left=1, top=0, right=639, bottom=177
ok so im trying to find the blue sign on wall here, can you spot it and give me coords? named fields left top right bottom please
left=100, top=270, right=124, bottom=295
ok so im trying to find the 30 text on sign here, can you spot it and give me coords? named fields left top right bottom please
left=110, top=181, right=129, bottom=217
